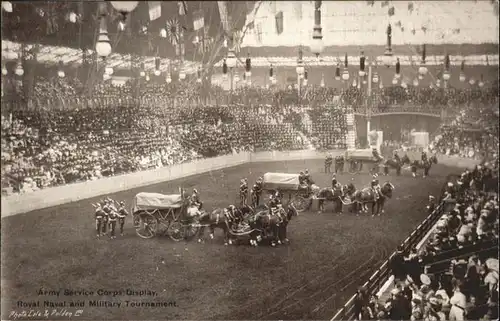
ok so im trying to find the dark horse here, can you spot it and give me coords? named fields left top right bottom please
left=383, top=158, right=403, bottom=176
left=313, top=185, right=344, bottom=214
left=198, top=204, right=255, bottom=245
left=250, top=203, right=299, bottom=246
left=402, top=154, right=438, bottom=177
left=341, top=182, right=395, bottom=216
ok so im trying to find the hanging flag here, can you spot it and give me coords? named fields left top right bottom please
left=178, top=1, right=187, bottom=16
left=275, top=11, right=283, bottom=35
left=293, top=2, right=302, bottom=20
left=193, top=9, right=204, bottom=30
left=233, top=31, right=242, bottom=53
left=255, top=23, right=262, bottom=43
left=148, top=2, right=162, bottom=21
left=198, top=27, right=214, bottom=54
left=388, top=6, right=395, bottom=16
left=217, top=1, right=230, bottom=32
left=407, top=2, right=414, bottom=13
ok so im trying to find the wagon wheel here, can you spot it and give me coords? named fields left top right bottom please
left=132, top=214, right=141, bottom=228
left=291, top=195, right=311, bottom=213
left=135, top=213, right=158, bottom=239
left=183, top=223, right=200, bottom=241
left=167, top=221, right=184, bottom=242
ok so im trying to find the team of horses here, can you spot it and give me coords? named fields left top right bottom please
left=178, top=154, right=435, bottom=246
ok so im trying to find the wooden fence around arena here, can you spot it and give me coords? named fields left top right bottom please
left=331, top=178, right=457, bottom=321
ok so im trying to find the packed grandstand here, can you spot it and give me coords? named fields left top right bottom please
left=1, top=1, right=499, bottom=320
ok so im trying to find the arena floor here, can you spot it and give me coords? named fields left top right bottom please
left=1, top=159, right=459, bottom=320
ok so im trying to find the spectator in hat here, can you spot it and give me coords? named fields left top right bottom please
left=390, top=245, right=408, bottom=284
left=449, top=284, right=467, bottom=321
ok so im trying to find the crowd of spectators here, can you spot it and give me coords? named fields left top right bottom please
left=352, top=162, right=499, bottom=320
left=1, top=75, right=498, bottom=195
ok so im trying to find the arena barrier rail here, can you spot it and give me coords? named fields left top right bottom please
left=1, top=150, right=479, bottom=218
left=331, top=190, right=457, bottom=320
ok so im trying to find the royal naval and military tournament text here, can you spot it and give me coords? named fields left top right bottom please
left=8, top=288, right=177, bottom=320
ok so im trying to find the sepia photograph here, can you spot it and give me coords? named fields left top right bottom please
left=1, top=1, right=498, bottom=320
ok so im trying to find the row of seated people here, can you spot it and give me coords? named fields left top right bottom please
left=352, top=162, right=498, bottom=320
left=2, top=100, right=341, bottom=194
left=4, top=75, right=498, bottom=111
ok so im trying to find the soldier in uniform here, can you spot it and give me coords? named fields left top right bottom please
left=371, top=176, right=381, bottom=201
left=240, top=179, right=248, bottom=206
left=108, top=205, right=118, bottom=239
left=101, top=199, right=111, bottom=235
left=332, top=174, right=341, bottom=190
left=304, top=169, right=312, bottom=185
left=94, top=203, right=105, bottom=238
left=325, top=153, right=333, bottom=173
left=335, top=156, right=345, bottom=173
left=268, top=192, right=283, bottom=221
left=251, top=178, right=263, bottom=206
left=393, top=151, right=401, bottom=164
left=298, top=171, right=306, bottom=186
left=426, top=195, right=436, bottom=215
left=421, top=150, right=428, bottom=163
left=224, top=204, right=239, bottom=228
left=117, top=201, right=128, bottom=236
left=191, top=188, right=203, bottom=209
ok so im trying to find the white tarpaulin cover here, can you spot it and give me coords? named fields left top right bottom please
left=262, top=172, right=300, bottom=191
left=134, top=192, right=183, bottom=210
left=345, top=149, right=375, bottom=161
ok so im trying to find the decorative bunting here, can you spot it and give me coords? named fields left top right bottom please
left=217, top=1, right=230, bottom=32
left=178, top=1, right=187, bottom=16
left=148, top=1, right=162, bottom=21
left=275, top=11, right=283, bottom=35
left=233, top=31, right=242, bottom=53
left=193, top=9, right=204, bottom=31
left=255, top=23, right=262, bottom=43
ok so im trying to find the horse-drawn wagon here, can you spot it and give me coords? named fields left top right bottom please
left=132, top=192, right=199, bottom=241
left=345, top=148, right=383, bottom=173
left=261, top=172, right=313, bottom=212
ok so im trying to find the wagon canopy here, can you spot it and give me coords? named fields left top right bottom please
left=262, top=172, right=300, bottom=191
left=133, top=192, right=183, bottom=210
left=345, top=149, right=377, bottom=161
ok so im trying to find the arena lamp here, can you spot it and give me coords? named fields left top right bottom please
left=145, top=74, right=150, bottom=81
left=443, top=70, right=450, bottom=81
left=266, top=84, right=270, bottom=89
left=372, top=73, right=379, bottom=84
left=459, top=72, right=466, bottom=82
left=247, top=79, right=252, bottom=86
left=197, top=77, right=202, bottom=84
left=418, top=65, right=428, bottom=76
left=96, top=20, right=112, bottom=58
left=234, top=74, right=240, bottom=82
left=118, top=21, right=125, bottom=31
left=110, top=2, right=139, bottom=14
left=69, top=12, right=77, bottom=23
left=335, top=74, right=340, bottom=81
left=139, top=71, right=146, bottom=77
left=223, top=73, right=228, bottom=80
left=310, top=36, right=324, bottom=58
left=303, top=79, right=308, bottom=86
left=293, top=83, right=299, bottom=90
left=342, top=70, right=349, bottom=81
left=401, top=81, right=407, bottom=89
left=469, top=78, right=475, bottom=85
left=362, top=78, right=367, bottom=85
left=226, top=50, right=237, bottom=69
left=160, top=28, right=167, bottom=38
left=381, top=54, right=393, bottom=68
left=154, top=69, right=161, bottom=76
left=352, top=79, right=357, bottom=87
left=379, top=82, right=384, bottom=89
left=166, top=74, right=172, bottom=83
left=103, top=73, right=110, bottom=81
left=395, top=72, right=401, bottom=79
left=478, top=81, right=484, bottom=87
left=320, top=79, right=325, bottom=87
left=2, top=66, right=7, bottom=75
left=436, top=79, right=441, bottom=87
left=418, top=74, right=424, bottom=80
left=245, top=71, right=251, bottom=78
left=2, top=1, right=12, bottom=12
left=296, top=65, right=305, bottom=75
left=392, top=78, right=398, bottom=85
left=15, top=64, right=24, bottom=76
left=271, top=77, right=277, bottom=85
left=359, top=70, right=366, bottom=77
left=58, top=70, right=65, bottom=78
left=413, top=78, right=419, bottom=87
left=179, top=70, right=186, bottom=80
left=105, top=67, right=114, bottom=75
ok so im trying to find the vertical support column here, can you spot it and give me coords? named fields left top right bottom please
left=346, top=109, right=356, bottom=150
left=366, top=63, right=373, bottom=137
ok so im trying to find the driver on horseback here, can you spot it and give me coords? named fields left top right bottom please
left=332, top=174, right=341, bottom=190
left=268, top=192, right=284, bottom=221
left=371, top=176, right=381, bottom=201
left=372, top=148, right=383, bottom=162
left=191, top=189, right=203, bottom=210
left=189, top=189, right=208, bottom=224
left=224, top=204, right=240, bottom=228
left=393, top=151, right=401, bottom=164
left=421, top=150, right=428, bottom=163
